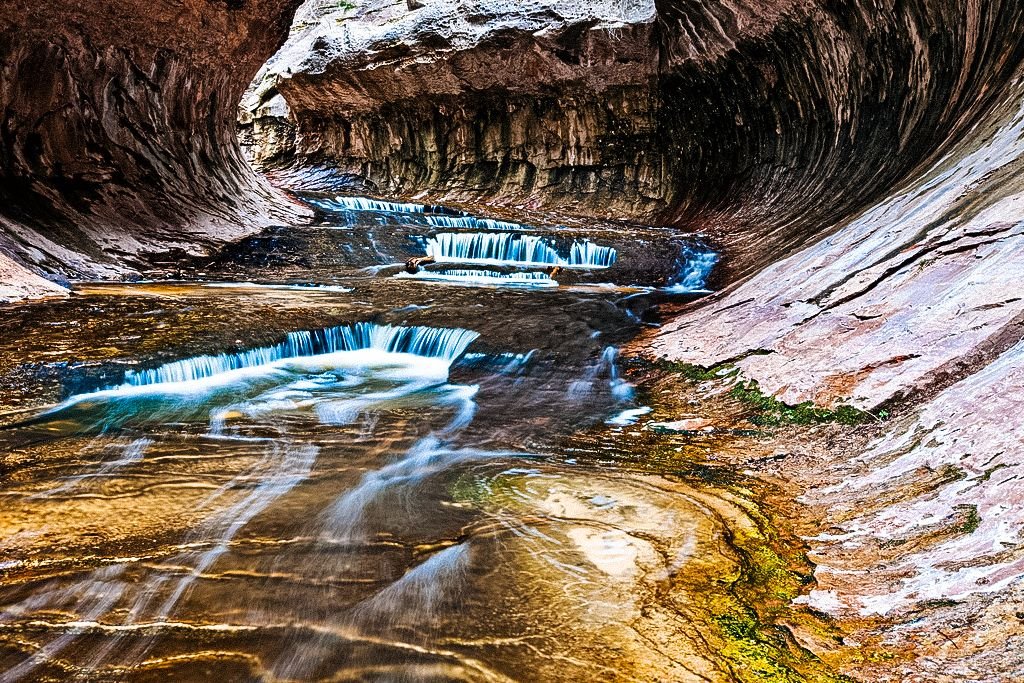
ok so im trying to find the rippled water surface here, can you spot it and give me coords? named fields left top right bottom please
left=0, top=199, right=735, bottom=681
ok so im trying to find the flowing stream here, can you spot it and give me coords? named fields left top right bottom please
left=0, top=198, right=743, bottom=681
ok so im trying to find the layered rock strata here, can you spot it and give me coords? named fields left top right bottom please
left=646, top=29, right=1024, bottom=680
left=0, top=0, right=310, bottom=302
left=243, top=0, right=1024, bottom=279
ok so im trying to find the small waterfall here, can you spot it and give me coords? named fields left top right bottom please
left=567, top=346, right=634, bottom=402
left=425, top=215, right=528, bottom=231
left=314, top=195, right=467, bottom=216
left=602, top=346, right=635, bottom=402
left=424, top=233, right=617, bottom=268
left=665, top=246, right=718, bottom=293
left=397, top=269, right=557, bottom=287
left=425, top=233, right=560, bottom=265
left=123, top=323, right=480, bottom=387
left=569, top=240, right=618, bottom=268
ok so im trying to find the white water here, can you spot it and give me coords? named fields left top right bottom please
left=664, top=247, right=718, bottom=293
left=424, top=233, right=617, bottom=269
left=313, top=196, right=464, bottom=215
left=395, top=269, right=557, bottom=288
left=124, top=322, right=480, bottom=387
left=425, top=215, right=529, bottom=231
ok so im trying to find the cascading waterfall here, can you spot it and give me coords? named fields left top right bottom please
left=3, top=322, right=483, bottom=436
left=424, top=233, right=617, bottom=268
left=665, top=246, right=718, bottom=293
left=425, top=215, right=529, bottom=231
left=311, top=196, right=468, bottom=216
left=396, top=269, right=557, bottom=287
left=569, top=240, right=618, bottom=268
left=123, top=322, right=481, bottom=387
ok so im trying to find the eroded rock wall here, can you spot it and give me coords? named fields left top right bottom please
left=0, top=0, right=310, bottom=301
left=243, top=0, right=1024, bottom=279
left=242, top=0, right=667, bottom=219
left=643, top=4, right=1024, bottom=670
left=656, top=0, right=1024, bottom=273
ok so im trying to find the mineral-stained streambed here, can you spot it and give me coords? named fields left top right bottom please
left=0, top=199, right=847, bottom=681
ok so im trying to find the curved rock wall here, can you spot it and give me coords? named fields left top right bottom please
left=242, top=0, right=668, bottom=218
left=244, top=0, right=1024, bottom=278
left=0, top=0, right=309, bottom=300
left=642, top=5, right=1024, bottom=671
left=656, top=0, right=1024, bottom=272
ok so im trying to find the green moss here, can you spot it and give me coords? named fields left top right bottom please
left=650, top=358, right=881, bottom=427
left=937, top=464, right=968, bottom=484
left=977, top=463, right=1008, bottom=482
left=952, top=503, right=981, bottom=534
left=713, top=611, right=808, bottom=683
left=657, top=359, right=738, bottom=382
left=700, top=519, right=854, bottom=683
left=728, top=380, right=875, bottom=426
left=918, top=598, right=960, bottom=610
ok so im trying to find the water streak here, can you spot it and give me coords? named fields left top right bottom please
left=664, top=246, right=718, bottom=293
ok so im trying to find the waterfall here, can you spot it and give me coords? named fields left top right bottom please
left=665, top=246, right=718, bottom=293
left=567, top=346, right=635, bottom=402
left=424, top=233, right=617, bottom=268
left=312, top=195, right=467, bottom=216
left=123, top=323, right=481, bottom=387
left=425, top=215, right=529, bottom=231
left=396, top=269, right=557, bottom=287
left=569, top=240, right=618, bottom=268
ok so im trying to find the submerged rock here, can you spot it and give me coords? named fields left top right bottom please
left=648, top=417, right=716, bottom=433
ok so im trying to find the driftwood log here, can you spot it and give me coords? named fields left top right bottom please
left=404, top=256, right=436, bottom=273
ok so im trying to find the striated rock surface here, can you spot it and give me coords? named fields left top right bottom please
left=0, top=0, right=311, bottom=301
left=242, top=0, right=666, bottom=219
left=648, top=77, right=1024, bottom=412
left=244, top=0, right=1024, bottom=280
left=0, top=253, right=65, bottom=303
left=644, top=14, right=1024, bottom=678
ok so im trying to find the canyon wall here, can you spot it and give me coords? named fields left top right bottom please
left=648, top=52, right=1024, bottom=680
left=243, top=0, right=1024, bottom=278
left=241, top=0, right=668, bottom=220
left=0, top=0, right=310, bottom=301
left=644, top=4, right=1024, bottom=677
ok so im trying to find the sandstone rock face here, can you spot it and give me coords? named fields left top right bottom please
left=648, top=78, right=1024, bottom=412
left=0, top=0, right=310, bottom=300
left=802, top=338, right=1024, bottom=612
left=244, top=0, right=1024, bottom=279
left=243, top=0, right=666, bottom=219
left=643, top=8, right=1024, bottom=663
